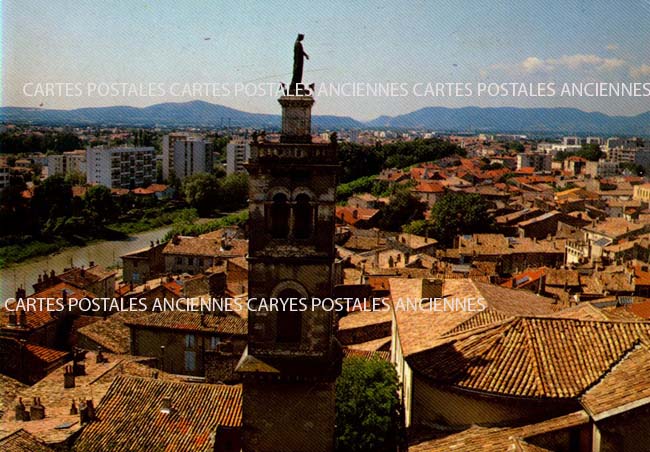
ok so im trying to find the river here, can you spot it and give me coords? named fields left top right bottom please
left=1, top=225, right=173, bottom=300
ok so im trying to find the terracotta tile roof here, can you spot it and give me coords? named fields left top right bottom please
left=410, top=411, right=588, bottom=452
left=0, top=374, right=27, bottom=415
left=77, top=311, right=149, bottom=354
left=0, top=352, right=141, bottom=445
left=552, top=303, right=623, bottom=321
left=441, top=309, right=510, bottom=336
left=0, top=282, right=94, bottom=330
left=408, top=317, right=650, bottom=398
left=163, top=236, right=247, bottom=258
left=124, top=311, right=247, bottom=336
left=145, top=183, right=170, bottom=193
left=584, top=217, right=647, bottom=240
left=624, top=300, right=650, bottom=319
left=24, top=344, right=69, bottom=364
left=581, top=344, right=650, bottom=419
left=74, top=376, right=242, bottom=452
left=58, top=265, right=115, bottom=288
left=390, top=278, right=557, bottom=357
left=335, top=206, right=380, bottom=226
left=343, top=347, right=390, bottom=362
left=0, top=429, right=55, bottom=452
left=413, top=181, right=445, bottom=193
left=131, top=187, right=155, bottom=195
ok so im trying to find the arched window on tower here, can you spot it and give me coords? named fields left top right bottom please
left=269, top=193, right=290, bottom=239
left=293, top=193, right=313, bottom=239
left=276, top=289, right=302, bottom=343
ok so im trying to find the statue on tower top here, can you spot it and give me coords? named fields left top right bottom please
left=290, top=34, right=309, bottom=94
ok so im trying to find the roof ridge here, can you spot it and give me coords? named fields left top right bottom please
left=579, top=340, right=647, bottom=399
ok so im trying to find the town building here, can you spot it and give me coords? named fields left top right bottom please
left=46, top=149, right=87, bottom=177
left=86, top=146, right=155, bottom=189
left=516, top=152, right=551, bottom=172
left=125, top=311, right=247, bottom=376
left=226, top=138, right=251, bottom=175
left=171, top=136, right=213, bottom=181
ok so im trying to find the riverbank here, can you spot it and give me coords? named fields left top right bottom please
left=0, top=207, right=197, bottom=269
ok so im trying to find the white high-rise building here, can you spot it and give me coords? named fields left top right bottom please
left=162, top=132, right=191, bottom=180
left=86, top=146, right=155, bottom=188
left=226, top=139, right=251, bottom=175
left=46, top=149, right=87, bottom=178
left=173, top=138, right=213, bottom=181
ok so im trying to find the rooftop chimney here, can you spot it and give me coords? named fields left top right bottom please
left=15, top=398, right=27, bottom=421
left=30, top=397, right=45, bottom=420
left=18, top=309, right=26, bottom=328
left=422, top=278, right=444, bottom=300
left=8, top=310, right=17, bottom=327
left=64, top=365, right=75, bottom=388
left=161, top=397, right=172, bottom=415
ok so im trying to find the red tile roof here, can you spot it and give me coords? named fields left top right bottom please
left=335, top=206, right=380, bottom=226
left=74, top=376, right=242, bottom=452
left=125, top=311, right=247, bottom=336
left=24, top=344, right=69, bottom=364
left=409, top=317, right=650, bottom=398
left=0, top=429, right=55, bottom=452
left=412, top=181, right=445, bottom=193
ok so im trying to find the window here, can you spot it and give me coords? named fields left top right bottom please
left=185, top=334, right=195, bottom=349
left=269, top=193, right=290, bottom=239
left=176, top=256, right=183, bottom=265
left=293, top=193, right=313, bottom=239
left=276, top=289, right=302, bottom=343
left=184, top=350, right=196, bottom=371
left=210, top=336, right=220, bottom=350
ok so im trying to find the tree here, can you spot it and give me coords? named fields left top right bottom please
left=219, top=173, right=249, bottom=211
left=182, top=173, right=221, bottom=215
left=31, top=175, right=73, bottom=224
left=428, top=192, right=493, bottom=246
left=378, top=188, right=426, bottom=231
left=84, top=185, right=116, bottom=223
left=64, top=170, right=87, bottom=186
left=335, top=357, right=403, bottom=452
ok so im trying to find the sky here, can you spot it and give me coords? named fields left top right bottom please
left=2, top=0, right=650, bottom=120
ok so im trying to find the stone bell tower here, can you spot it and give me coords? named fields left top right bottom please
left=236, top=45, right=342, bottom=451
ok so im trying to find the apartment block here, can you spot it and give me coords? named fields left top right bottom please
left=226, top=139, right=251, bottom=174
left=86, top=146, right=155, bottom=188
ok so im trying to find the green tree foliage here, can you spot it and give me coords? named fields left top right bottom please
left=64, top=170, right=87, bottom=186
left=84, top=185, right=117, bottom=224
left=378, top=187, right=426, bottom=231
left=335, top=357, right=403, bottom=452
left=182, top=172, right=249, bottom=215
left=504, top=141, right=525, bottom=152
left=425, top=192, right=493, bottom=246
left=219, top=173, right=249, bottom=211
left=0, top=131, right=82, bottom=154
left=338, top=138, right=463, bottom=183
left=620, top=162, right=645, bottom=176
left=31, top=175, right=73, bottom=223
left=554, top=143, right=603, bottom=162
left=183, top=173, right=221, bottom=216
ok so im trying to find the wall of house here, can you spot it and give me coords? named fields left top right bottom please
left=410, top=373, right=579, bottom=428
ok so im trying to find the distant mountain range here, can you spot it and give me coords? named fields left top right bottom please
left=1, top=101, right=649, bottom=135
